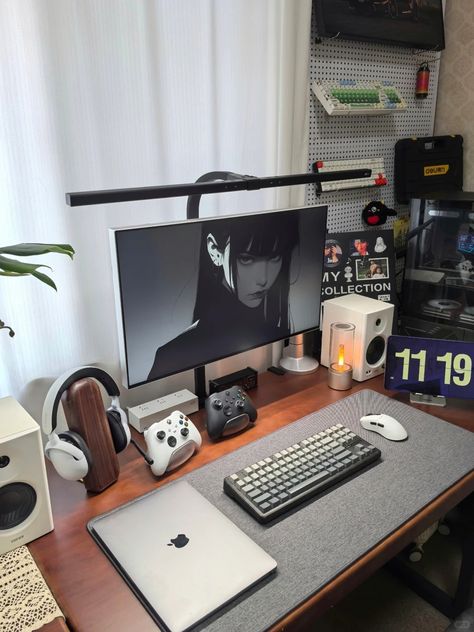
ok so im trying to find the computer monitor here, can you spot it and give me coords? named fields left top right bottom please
left=110, top=206, right=328, bottom=388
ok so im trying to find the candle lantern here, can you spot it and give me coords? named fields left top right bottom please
left=327, top=322, right=355, bottom=391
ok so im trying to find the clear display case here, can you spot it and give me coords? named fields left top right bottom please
left=400, top=192, right=474, bottom=341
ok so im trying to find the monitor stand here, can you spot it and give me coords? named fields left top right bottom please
left=410, top=392, right=447, bottom=407
left=279, top=333, right=319, bottom=374
left=192, top=365, right=207, bottom=408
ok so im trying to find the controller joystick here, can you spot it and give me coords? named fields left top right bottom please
left=205, top=385, right=257, bottom=440
left=144, top=410, right=202, bottom=476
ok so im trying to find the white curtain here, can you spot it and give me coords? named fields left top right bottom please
left=0, top=0, right=312, bottom=419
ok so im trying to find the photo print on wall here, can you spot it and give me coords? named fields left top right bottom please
left=322, top=229, right=396, bottom=305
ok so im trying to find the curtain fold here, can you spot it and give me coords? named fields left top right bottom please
left=0, top=0, right=312, bottom=418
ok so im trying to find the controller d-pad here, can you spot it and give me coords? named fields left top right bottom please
left=167, top=436, right=177, bottom=447
left=224, top=404, right=233, bottom=417
left=156, top=430, right=166, bottom=441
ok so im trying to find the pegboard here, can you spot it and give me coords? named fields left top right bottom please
left=306, top=6, right=441, bottom=234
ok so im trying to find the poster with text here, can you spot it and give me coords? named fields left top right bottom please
left=322, top=229, right=396, bottom=305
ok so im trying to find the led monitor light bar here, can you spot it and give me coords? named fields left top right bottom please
left=66, top=169, right=371, bottom=207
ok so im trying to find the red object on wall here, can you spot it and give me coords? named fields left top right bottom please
left=416, top=63, right=430, bottom=99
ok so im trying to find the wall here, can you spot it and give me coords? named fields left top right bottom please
left=435, top=0, right=474, bottom=189
left=307, top=4, right=440, bottom=233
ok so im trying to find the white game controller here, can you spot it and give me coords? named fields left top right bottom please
left=144, top=410, right=202, bottom=476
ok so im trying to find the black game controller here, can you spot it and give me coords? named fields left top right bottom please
left=204, top=385, right=257, bottom=440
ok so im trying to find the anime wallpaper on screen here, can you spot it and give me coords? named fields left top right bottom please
left=113, top=207, right=327, bottom=387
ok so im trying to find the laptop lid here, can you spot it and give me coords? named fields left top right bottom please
left=88, top=480, right=277, bottom=632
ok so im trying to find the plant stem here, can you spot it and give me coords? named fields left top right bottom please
left=0, top=320, right=15, bottom=337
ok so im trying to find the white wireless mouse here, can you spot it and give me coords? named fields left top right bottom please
left=360, top=414, right=408, bottom=441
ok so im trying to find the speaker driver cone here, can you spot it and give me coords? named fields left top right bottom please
left=366, top=336, right=385, bottom=366
left=0, top=483, right=37, bottom=530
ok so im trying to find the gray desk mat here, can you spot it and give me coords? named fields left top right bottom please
left=180, top=389, right=474, bottom=632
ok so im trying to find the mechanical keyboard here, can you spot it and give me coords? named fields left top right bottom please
left=313, top=157, right=387, bottom=191
left=312, top=80, right=406, bottom=116
left=224, top=423, right=381, bottom=523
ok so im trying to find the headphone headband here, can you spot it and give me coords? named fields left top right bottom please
left=42, top=366, right=121, bottom=435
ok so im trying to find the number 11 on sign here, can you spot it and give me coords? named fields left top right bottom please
left=395, top=348, right=426, bottom=382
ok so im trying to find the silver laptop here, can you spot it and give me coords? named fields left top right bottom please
left=88, top=480, right=277, bottom=632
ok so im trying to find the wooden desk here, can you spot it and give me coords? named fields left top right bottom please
left=29, top=371, right=474, bottom=632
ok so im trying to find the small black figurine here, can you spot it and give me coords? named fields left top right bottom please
left=362, top=201, right=397, bottom=226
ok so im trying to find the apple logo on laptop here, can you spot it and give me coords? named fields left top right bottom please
left=167, top=533, right=189, bottom=548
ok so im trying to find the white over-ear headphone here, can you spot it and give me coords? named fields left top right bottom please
left=42, top=366, right=131, bottom=481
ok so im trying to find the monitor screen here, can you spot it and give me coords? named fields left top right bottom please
left=315, top=0, right=445, bottom=51
left=110, top=206, right=328, bottom=388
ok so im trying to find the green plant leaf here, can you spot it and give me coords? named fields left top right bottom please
left=31, top=269, right=57, bottom=290
left=0, top=243, right=75, bottom=259
left=0, top=254, right=57, bottom=289
left=0, top=241, right=74, bottom=335
left=0, top=254, right=52, bottom=275
left=0, top=270, right=29, bottom=277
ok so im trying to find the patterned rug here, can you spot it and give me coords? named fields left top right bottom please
left=0, top=546, right=63, bottom=632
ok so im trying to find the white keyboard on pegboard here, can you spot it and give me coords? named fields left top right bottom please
left=313, top=157, right=387, bottom=191
left=312, top=80, right=406, bottom=116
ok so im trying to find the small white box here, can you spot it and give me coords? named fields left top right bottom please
left=127, top=389, right=199, bottom=433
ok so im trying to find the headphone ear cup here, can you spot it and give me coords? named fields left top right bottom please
left=45, top=431, right=91, bottom=481
left=58, top=431, right=93, bottom=468
left=107, top=409, right=129, bottom=453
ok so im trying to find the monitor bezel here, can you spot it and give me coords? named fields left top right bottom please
left=314, top=0, right=445, bottom=52
left=110, top=205, right=328, bottom=389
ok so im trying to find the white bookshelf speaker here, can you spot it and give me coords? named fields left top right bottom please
left=321, top=294, right=394, bottom=382
left=0, top=397, right=54, bottom=554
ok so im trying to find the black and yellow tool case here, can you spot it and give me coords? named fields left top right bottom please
left=395, top=135, right=463, bottom=204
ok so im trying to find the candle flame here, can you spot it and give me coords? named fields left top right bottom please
left=338, top=344, right=345, bottom=367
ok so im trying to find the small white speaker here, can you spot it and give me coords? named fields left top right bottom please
left=0, top=397, right=54, bottom=554
left=321, top=294, right=394, bottom=382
